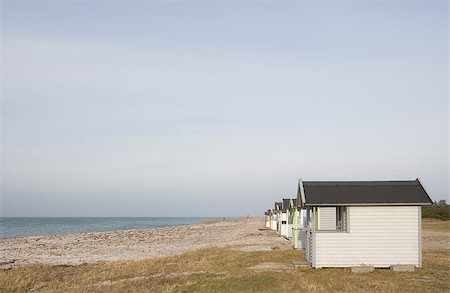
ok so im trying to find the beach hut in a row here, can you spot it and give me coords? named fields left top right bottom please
left=269, top=209, right=277, bottom=230
left=279, top=199, right=291, bottom=237
left=264, top=210, right=270, bottom=228
left=289, top=199, right=308, bottom=249
left=276, top=198, right=298, bottom=238
left=274, top=202, right=282, bottom=233
left=297, top=179, right=432, bottom=268
left=264, top=209, right=277, bottom=230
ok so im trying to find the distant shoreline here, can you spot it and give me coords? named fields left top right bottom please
left=0, top=217, right=243, bottom=239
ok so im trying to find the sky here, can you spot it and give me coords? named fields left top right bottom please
left=0, top=0, right=448, bottom=217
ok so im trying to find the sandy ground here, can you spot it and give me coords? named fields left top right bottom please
left=422, top=230, right=450, bottom=249
left=421, top=218, right=450, bottom=250
left=0, top=219, right=290, bottom=269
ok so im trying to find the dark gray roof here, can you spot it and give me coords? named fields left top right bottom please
left=280, top=198, right=297, bottom=211
left=282, top=199, right=290, bottom=211
left=302, top=179, right=432, bottom=206
left=274, top=202, right=282, bottom=210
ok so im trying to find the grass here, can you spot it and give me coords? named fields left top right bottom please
left=422, top=205, right=450, bottom=221
left=1, top=220, right=449, bottom=293
left=422, top=218, right=449, bottom=232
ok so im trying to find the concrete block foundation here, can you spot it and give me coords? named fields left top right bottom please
left=351, top=266, right=374, bottom=273
left=390, top=265, right=415, bottom=272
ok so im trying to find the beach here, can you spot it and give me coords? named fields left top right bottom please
left=0, top=218, right=290, bottom=269
left=0, top=218, right=449, bottom=292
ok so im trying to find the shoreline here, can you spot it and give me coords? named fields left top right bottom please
left=0, top=217, right=244, bottom=240
left=0, top=218, right=287, bottom=269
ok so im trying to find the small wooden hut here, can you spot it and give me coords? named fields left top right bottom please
left=297, top=178, right=432, bottom=268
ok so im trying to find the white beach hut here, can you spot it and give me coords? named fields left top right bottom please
left=264, top=210, right=273, bottom=229
left=274, top=202, right=283, bottom=235
left=264, top=210, right=270, bottom=228
left=278, top=199, right=290, bottom=238
left=298, top=179, right=432, bottom=269
left=270, top=209, right=277, bottom=230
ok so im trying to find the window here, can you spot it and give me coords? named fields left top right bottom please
left=336, top=206, right=347, bottom=232
left=317, top=207, right=336, bottom=230
left=315, top=206, right=348, bottom=232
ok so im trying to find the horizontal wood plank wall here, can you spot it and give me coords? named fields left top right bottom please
left=287, top=224, right=293, bottom=238
left=280, top=212, right=288, bottom=236
left=315, top=206, right=419, bottom=268
left=271, top=220, right=277, bottom=230
left=298, top=230, right=307, bottom=249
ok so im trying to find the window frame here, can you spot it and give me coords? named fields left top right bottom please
left=313, top=206, right=349, bottom=233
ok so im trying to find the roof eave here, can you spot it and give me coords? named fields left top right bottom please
left=304, top=202, right=433, bottom=206
left=298, top=178, right=306, bottom=208
left=417, top=177, right=434, bottom=204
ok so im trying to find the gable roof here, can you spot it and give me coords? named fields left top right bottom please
left=282, top=199, right=290, bottom=211
left=298, top=179, right=432, bottom=206
left=274, top=202, right=282, bottom=211
left=279, top=198, right=298, bottom=211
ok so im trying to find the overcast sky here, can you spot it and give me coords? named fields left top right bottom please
left=0, top=0, right=448, bottom=217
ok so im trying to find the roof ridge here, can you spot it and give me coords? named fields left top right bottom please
left=303, top=180, right=419, bottom=186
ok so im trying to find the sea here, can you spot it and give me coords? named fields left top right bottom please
left=0, top=217, right=220, bottom=239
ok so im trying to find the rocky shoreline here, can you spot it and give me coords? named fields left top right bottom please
left=0, top=218, right=290, bottom=269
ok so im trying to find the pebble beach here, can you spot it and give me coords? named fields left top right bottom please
left=0, top=218, right=290, bottom=269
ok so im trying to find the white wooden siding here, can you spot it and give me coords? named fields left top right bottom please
left=297, top=230, right=307, bottom=249
left=314, top=206, right=420, bottom=268
left=318, top=207, right=336, bottom=230
left=270, top=220, right=277, bottom=230
left=280, top=224, right=287, bottom=236
left=287, top=224, right=293, bottom=238
left=280, top=212, right=288, bottom=237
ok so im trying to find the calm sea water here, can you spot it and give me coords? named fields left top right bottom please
left=0, top=217, right=218, bottom=239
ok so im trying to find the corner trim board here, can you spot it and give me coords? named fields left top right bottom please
left=419, top=206, right=422, bottom=267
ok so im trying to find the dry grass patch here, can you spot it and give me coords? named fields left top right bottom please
left=0, top=246, right=300, bottom=293
left=1, top=245, right=448, bottom=293
left=422, top=218, right=450, bottom=232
